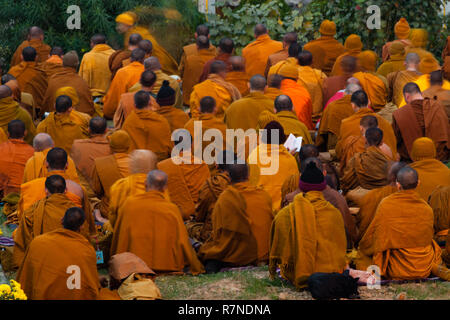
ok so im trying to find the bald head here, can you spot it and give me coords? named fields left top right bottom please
left=138, top=40, right=153, bottom=55
left=140, top=70, right=157, bottom=88
left=298, top=50, right=313, bottom=66
left=29, top=26, right=44, bottom=39
left=268, top=74, right=283, bottom=89
left=46, top=147, right=68, bottom=170
left=403, top=82, right=421, bottom=95
left=89, top=117, right=107, bottom=135
left=62, top=207, right=85, bottom=232
left=0, top=85, right=12, bottom=99
left=144, top=57, right=161, bottom=71
left=8, top=120, right=26, bottom=139
left=200, top=96, right=216, bottom=113
left=146, top=170, right=168, bottom=192
left=341, top=56, right=358, bottom=74
left=249, top=74, right=266, bottom=91
left=344, top=83, right=362, bottom=95
left=283, top=32, right=298, bottom=46
left=130, top=48, right=145, bottom=63
left=226, top=163, right=249, bottom=184
left=274, top=95, right=293, bottom=112
left=128, top=33, right=143, bottom=47
left=91, top=34, right=106, bottom=45
left=351, top=90, right=369, bottom=108
left=196, top=35, right=209, bottom=50
left=210, top=60, right=227, bottom=75
left=196, top=24, right=209, bottom=36
left=299, top=144, right=319, bottom=161
left=254, top=24, right=268, bottom=37
left=288, top=43, right=302, bottom=58
left=130, top=150, right=158, bottom=174
left=33, top=133, right=54, bottom=151
left=396, top=166, right=419, bottom=190
left=387, top=161, right=407, bottom=184
left=405, top=53, right=420, bottom=68
left=365, top=127, right=383, bottom=147
left=218, top=38, right=234, bottom=54
left=50, top=47, right=64, bottom=57
left=229, top=56, right=245, bottom=71
left=360, top=115, right=378, bottom=130
left=430, top=70, right=444, bottom=86
left=22, top=46, right=37, bottom=61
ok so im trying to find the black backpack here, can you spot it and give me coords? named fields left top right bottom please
left=307, top=271, right=360, bottom=300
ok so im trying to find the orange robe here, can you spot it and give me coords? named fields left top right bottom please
left=280, top=79, right=314, bottom=130
left=264, top=49, right=289, bottom=77
left=122, top=109, right=173, bottom=161
left=276, top=110, right=313, bottom=144
left=225, top=71, right=250, bottom=97
left=110, top=190, right=204, bottom=274
left=242, top=34, right=283, bottom=78
left=0, top=96, right=36, bottom=144
left=264, top=87, right=283, bottom=101
left=198, top=182, right=273, bottom=265
left=10, top=39, right=51, bottom=66
left=108, top=49, right=131, bottom=80
left=331, top=49, right=362, bottom=76
left=103, top=61, right=145, bottom=119
left=376, top=53, right=406, bottom=78
left=388, top=70, right=421, bottom=107
left=297, top=66, right=327, bottom=120
left=409, top=159, right=450, bottom=202
left=113, top=91, right=159, bottom=129
left=156, top=106, right=190, bottom=132
left=16, top=228, right=99, bottom=300
left=353, top=72, right=388, bottom=111
left=304, top=36, right=346, bottom=75
left=427, top=185, right=449, bottom=243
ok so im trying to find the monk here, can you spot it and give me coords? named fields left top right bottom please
left=356, top=166, right=446, bottom=281
left=423, top=70, right=450, bottom=121
left=198, top=162, right=273, bottom=273
left=304, top=20, right=346, bottom=75
left=428, top=185, right=449, bottom=244
left=121, top=39, right=153, bottom=67
left=269, top=160, right=347, bottom=289
left=39, top=47, right=65, bottom=79
left=70, top=117, right=112, bottom=192
left=157, top=133, right=210, bottom=220
left=264, top=74, right=284, bottom=101
left=103, top=48, right=145, bottom=119
left=122, top=91, right=172, bottom=160
left=199, top=37, right=234, bottom=82
left=108, top=150, right=158, bottom=228
left=181, top=35, right=216, bottom=106
left=336, top=90, right=397, bottom=159
left=267, top=42, right=301, bottom=77
left=248, top=121, right=299, bottom=210
left=225, top=56, right=250, bottom=97
left=16, top=207, right=100, bottom=300
left=10, top=26, right=51, bottom=66
left=36, top=95, right=90, bottom=154
left=0, top=84, right=36, bottom=144
left=108, top=33, right=142, bottom=79
left=155, top=81, right=189, bottom=131
left=331, top=34, right=363, bottom=76
left=23, top=133, right=78, bottom=184
left=279, top=64, right=313, bottom=130
left=79, top=34, right=115, bottom=98
left=90, top=130, right=131, bottom=219
left=0, top=120, right=34, bottom=196
left=341, top=128, right=391, bottom=195
left=185, top=150, right=232, bottom=245
left=242, top=24, right=283, bottom=78
left=316, top=83, right=361, bottom=151
left=409, top=137, right=450, bottom=201
left=392, top=82, right=450, bottom=161
left=225, top=75, right=274, bottom=130
left=13, top=175, right=95, bottom=268
left=274, top=95, right=312, bottom=144
left=264, top=32, right=298, bottom=77
left=381, top=18, right=412, bottom=62
left=322, top=56, right=358, bottom=107
left=377, top=42, right=406, bottom=78
left=190, top=60, right=241, bottom=119
left=406, top=29, right=432, bottom=61
left=111, top=170, right=204, bottom=275
left=1, top=74, right=38, bottom=117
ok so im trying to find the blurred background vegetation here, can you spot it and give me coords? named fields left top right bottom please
left=0, top=0, right=448, bottom=72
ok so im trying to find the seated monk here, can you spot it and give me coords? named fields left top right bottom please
left=340, top=115, right=396, bottom=176
left=267, top=42, right=301, bottom=77
left=356, top=166, right=448, bottom=281
left=423, top=70, right=450, bottom=121
left=17, top=147, right=89, bottom=220
left=336, top=90, right=397, bottom=159
left=428, top=185, right=449, bottom=244
left=114, top=70, right=159, bottom=129
left=16, top=207, right=100, bottom=300
left=120, top=39, right=152, bottom=69
left=316, top=82, right=361, bottom=151
left=408, top=137, right=450, bottom=202
left=303, top=20, right=346, bottom=75
left=155, top=81, right=189, bottom=131
left=157, top=132, right=210, bottom=220
left=110, top=170, right=204, bottom=275
left=70, top=117, right=112, bottom=195
left=0, top=84, right=36, bottom=144
left=269, top=160, right=347, bottom=289
left=0, top=120, right=34, bottom=196
left=356, top=162, right=407, bottom=244
left=36, top=95, right=90, bottom=154
left=23, top=133, right=78, bottom=183
left=190, top=60, right=241, bottom=119
left=274, top=95, right=312, bottom=144
left=199, top=37, right=234, bottom=82
left=279, top=64, right=313, bottom=130
left=1, top=75, right=39, bottom=120
left=40, top=47, right=64, bottom=78
left=406, top=29, right=433, bottom=61
left=225, top=75, right=274, bottom=130
left=377, top=42, right=406, bottom=78
left=42, top=51, right=95, bottom=116
left=108, top=33, right=142, bottom=79
left=122, top=90, right=172, bottom=160
left=282, top=157, right=358, bottom=249
left=225, top=56, right=250, bottom=97
left=13, top=175, right=96, bottom=268
left=103, top=48, right=145, bottom=119
left=186, top=151, right=232, bottom=245
left=248, top=121, right=299, bottom=211
left=341, top=128, right=392, bottom=197
left=108, top=150, right=158, bottom=228
left=381, top=18, right=412, bottom=62
left=198, top=161, right=273, bottom=273
left=392, top=83, right=450, bottom=162
left=90, top=130, right=131, bottom=220
left=264, top=74, right=284, bottom=101
left=387, top=53, right=421, bottom=107
left=331, top=34, right=363, bottom=76
left=264, top=32, right=298, bottom=77
left=242, top=24, right=283, bottom=78
left=181, top=35, right=217, bottom=106
left=10, top=26, right=51, bottom=66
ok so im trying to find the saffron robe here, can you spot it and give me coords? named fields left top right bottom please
left=10, top=39, right=51, bottom=66
left=276, top=110, right=313, bottom=144
left=0, top=96, right=36, bottom=144
left=427, top=185, right=449, bottom=243
left=156, top=106, right=190, bottom=132
left=409, top=159, right=450, bottom=202
left=304, top=36, right=346, bottom=75
left=113, top=91, right=159, bottom=129
left=242, top=34, right=283, bottom=78
left=225, top=71, right=250, bottom=97
left=280, top=79, right=314, bottom=130
left=297, top=66, right=327, bottom=121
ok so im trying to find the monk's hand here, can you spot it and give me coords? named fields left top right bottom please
left=99, top=275, right=109, bottom=288
left=94, top=209, right=108, bottom=224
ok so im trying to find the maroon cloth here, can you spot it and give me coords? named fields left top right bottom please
left=198, top=53, right=233, bottom=83
left=298, top=180, right=327, bottom=192
left=322, top=74, right=352, bottom=108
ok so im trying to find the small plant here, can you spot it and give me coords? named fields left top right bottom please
left=0, top=280, right=27, bottom=300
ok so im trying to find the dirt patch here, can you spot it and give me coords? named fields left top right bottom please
left=185, top=278, right=244, bottom=300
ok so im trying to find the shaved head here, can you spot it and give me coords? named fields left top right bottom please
left=365, top=127, right=383, bottom=146
left=144, top=56, right=161, bottom=71
left=7, top=120, right=26, bottom=139
left=210, top=60, right=227, bottom=74
left=283, top=32, right=298, bottom=45
left=218, top=38, right=234, bottom=54
left=274, top=95, right=293, bottom=112
left=229, top=56, right=245, bottom=71
left=387, top=161, right=407, bottom=184
left=254, top=24, right=268, bottom=37
left=226, top=163, right=249, bottom=183
left=50, top=47, right=64, bottom=56
left=46, top=147, right=68, bottom=170
left=89, top=117, right=107, bottom=135
left=268, top=74, right=283, bottom=89
left=63, top=207, right=85, bottom=232
left=405, top=52, right=420, bottom=66
left=249, top=74, right=266, bottom=91
left=298, top=50, right=313, bottom=66
left=45, top=175, right=66, bottom=194
left=130, top=48, right=145, bottom=63
left=351, top=90, right=369, bottom=108
left=360, top=115, right=378, bottom=129
left=299, top=144, right=319, bottom=161
left=341, top=56, right=358, bottom=73
left=129, top=33, right=143, bottom=46
left=345, top=83, right=362, bottom=95
left=288, top=42, right=302, bottom=58
left=196, top=35, right=209, bottom=50
left=138, top=40, right=153, bottom=55
left=146, top=170, right=168, bottom=192
left=140, top=70, right=157, bottom=87
left=33, top=133, right=54, bottom=151
left=29, top=26, right=44, bottom=39
left=22, top=46, right=37, bottom=61
left=91, top=34, right=106, bottom=45
left=196, top=24, right=209, bottom=36
left=0, top=85, right=12, bottom=99
left=403, top=82, right=421, bottom=95
left=429, top=70, right=444, bottom=86
left=130, top=149, right=158, bottom=174
left=396, top=166, right=419, bottom=190
left=200, top=96, right=216, bottom=113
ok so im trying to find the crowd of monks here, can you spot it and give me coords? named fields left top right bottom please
left=0, top=12, right=449, bottom=300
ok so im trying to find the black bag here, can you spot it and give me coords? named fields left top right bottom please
left=307, top=271, right=360, bottom=300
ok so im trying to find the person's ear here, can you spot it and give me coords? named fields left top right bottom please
left=44, top=188, right=50, bottom=197
left=20, top=54, right=24, bottom=61
left=64, top=162, right=68, bottom=171
left=396, top=181, right=402, bottom=190
left=359, top=125, right=364, bottom=135
left=45, top=160, right=50, bottom=169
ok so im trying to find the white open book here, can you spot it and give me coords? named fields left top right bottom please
left=284, top=134, right=303, bottom=153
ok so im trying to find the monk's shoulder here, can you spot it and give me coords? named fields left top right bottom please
left=66, top=180, right=84, bottom=198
